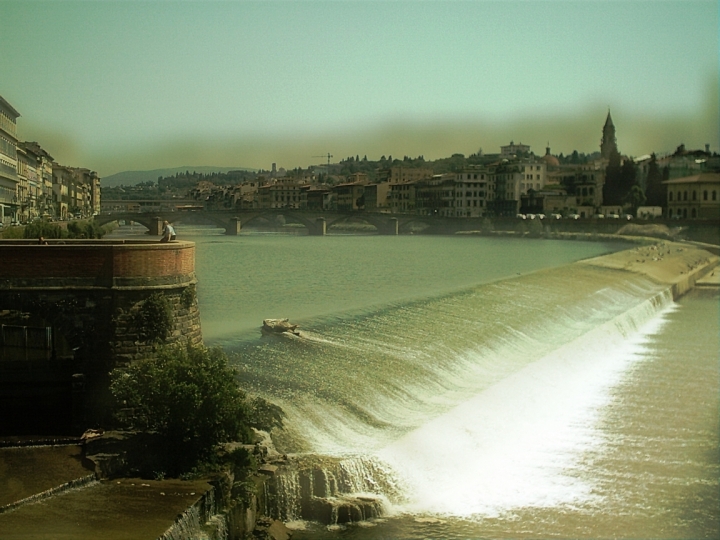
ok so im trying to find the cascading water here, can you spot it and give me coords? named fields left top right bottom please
left=263, top=455, right=396, bottom=525
left=158, top=486, right=228, bottom=540
left=232, top=263, right=677, bottom=524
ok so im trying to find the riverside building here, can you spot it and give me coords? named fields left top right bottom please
left=0, top=95, right=20, bottom=225
left=0, top=94, right=100, bottom=224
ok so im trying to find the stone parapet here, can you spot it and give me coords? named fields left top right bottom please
left=0, top=240, right=195, bottom=288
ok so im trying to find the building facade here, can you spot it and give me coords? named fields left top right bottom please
left=0, top=96, right=20, bottom=224
left=664, top=173, right=720, bottom=219
left=500, top=141, right=531, bottom=157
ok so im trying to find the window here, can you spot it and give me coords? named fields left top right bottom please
left=704, top=190, right=708, bottom=200
left=713, top=191, right=717, bottom=201
left=669, top=191, right=673, bottom=201
left=692, top=191, right=697, bottom=201
left=684, top=191, right=688, bottom=201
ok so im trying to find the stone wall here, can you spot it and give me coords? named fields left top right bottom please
left=0, top=240, right=202, bottom=433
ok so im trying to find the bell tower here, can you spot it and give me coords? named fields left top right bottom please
left=600, top=109, right=618, bottom=159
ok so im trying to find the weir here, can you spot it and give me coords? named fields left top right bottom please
left=232, top=240, right=718, bottom=527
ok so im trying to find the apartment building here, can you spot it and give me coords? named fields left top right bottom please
left=233, top=181, right=260, bottom=209
left=414, top=175, right=452, bottom=217
left=22, top=142, right=55, bottom=218
left=303, top=185, right=331, bottom=210
left=384, top=166, right=433, bottom=184
left=257, top=179, right=306, bottom=209
left=0, top=96, right=20, bottom=224
left=546, top=162, right=605, bottom=208
left=388, top=181, right=418, bottom=213
left=450, top=168, right=492, bottom=217
left=333, top=181, right=365, bottom=211
left=51, top=165, right=73, bottom=219
left=362, top=182, right=390, bottom=211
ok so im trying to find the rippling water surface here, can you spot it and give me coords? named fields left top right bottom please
left=114, top=225, right=720, bottom=538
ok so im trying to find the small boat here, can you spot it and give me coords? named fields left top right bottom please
left=262, top=318, right=300, bottom=336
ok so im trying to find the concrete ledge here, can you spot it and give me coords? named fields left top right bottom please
left=577, top=240, right=719, bottom=300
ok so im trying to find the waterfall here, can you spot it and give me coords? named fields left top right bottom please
left=157, top=486, right=229, bottom=540
left=264, top=455, right=396, bottom=525
left=262, top=286, right=676, bottom=523
left=0, top=473, right=98, bottom=514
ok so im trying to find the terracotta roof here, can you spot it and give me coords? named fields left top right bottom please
left=662, top=172, right=720, bottom=184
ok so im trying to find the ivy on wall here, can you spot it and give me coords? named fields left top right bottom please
left=181, top=284, right=196, bottom=309
left=134, top=293, right=174, bottom=343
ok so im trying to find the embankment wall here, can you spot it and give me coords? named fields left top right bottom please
left=0, top=240, right=202, bottom=432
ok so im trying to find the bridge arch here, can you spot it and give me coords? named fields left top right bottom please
left=240, top=211, right=317, bottom=231
left=397, top=217, right=433, bottom=233
left=325, top=214, right=381, bottom=232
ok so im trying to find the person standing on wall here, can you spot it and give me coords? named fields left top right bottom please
left=160, top=220, right=176, bottom=242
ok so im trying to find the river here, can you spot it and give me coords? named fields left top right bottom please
left=115, top=225, right=720, bottom=538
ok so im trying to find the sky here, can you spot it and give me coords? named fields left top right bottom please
left=1, top=0, right=718, bottom=178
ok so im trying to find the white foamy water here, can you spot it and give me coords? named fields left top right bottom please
left=377, top=298, right=677, bottom=517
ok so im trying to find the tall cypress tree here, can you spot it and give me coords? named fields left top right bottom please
left=603, top=149, right=623, bottom=205
left=603, top=150, right=637, bottom=207
left=645, top=153, right=665, bottom=207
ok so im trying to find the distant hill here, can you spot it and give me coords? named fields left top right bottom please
left=101, top=166, right=256, bottom=187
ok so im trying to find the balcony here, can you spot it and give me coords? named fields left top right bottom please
left=0, top=161, right=17, bottom=179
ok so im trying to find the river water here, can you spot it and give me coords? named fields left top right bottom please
left=116, top=226, right=720, bottom=538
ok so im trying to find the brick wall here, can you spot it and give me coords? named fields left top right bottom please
left=0, top=240, right=195, bottom=281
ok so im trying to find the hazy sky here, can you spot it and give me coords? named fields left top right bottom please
left=1, top=0, right=718, bottom=177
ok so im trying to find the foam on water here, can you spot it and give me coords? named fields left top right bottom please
left=376, top=295, right=677, bottom=517
left=264, top=276, right=670, bottom=457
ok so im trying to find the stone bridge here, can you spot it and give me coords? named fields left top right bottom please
left=95, top=210, right=461, bottom=235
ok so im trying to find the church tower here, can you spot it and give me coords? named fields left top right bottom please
left=600, top=109, right=618, bottom=159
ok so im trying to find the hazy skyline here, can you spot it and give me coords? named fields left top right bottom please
left=2, top=0, right=718, bottom=177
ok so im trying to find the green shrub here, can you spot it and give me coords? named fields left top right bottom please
left=23, top=221, right=67, bottom=239
left=1, top=225, right=25, bottom=239
left=181, top=284, right=196, bottom=309
left=66, top=219, right=109, bottom=239
left=109, top=342, right=254, bottom=475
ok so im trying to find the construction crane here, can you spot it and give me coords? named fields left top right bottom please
left=311, top=153, right=333, bottom=182
left=312, top=153, right=333, bottom=169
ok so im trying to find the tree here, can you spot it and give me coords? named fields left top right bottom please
left=109, top=342, right=254, bottom=475
left=644, top=153, right=665, bottom=207
left=603, top=150, right=637, bottom=206
left=625, top=184, right=646, bottom=214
